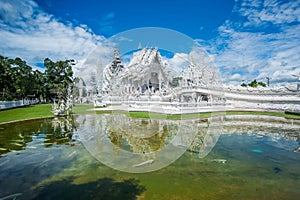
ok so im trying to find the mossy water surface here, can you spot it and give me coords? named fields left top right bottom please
left=0, top=114, right=299, bottom=199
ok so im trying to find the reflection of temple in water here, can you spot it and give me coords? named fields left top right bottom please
left=103, top=114, right=182, bottom=154
left=75, top=114, right=300, bottom=159
left=76, top=114, right=221, bottom=158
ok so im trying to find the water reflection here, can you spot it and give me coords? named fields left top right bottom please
left=0, top=116, right=81, bottom=199
left=0, top=114, right=299, bottom=199
left=75, top=114, right=300, bottom=173
left=75, top=114, right=222, bottom=173
left=223, top=115, right=300, bottom=152
left=0, top=114, right=298, bottom=169
left=0, top=116, right=78, bottom=156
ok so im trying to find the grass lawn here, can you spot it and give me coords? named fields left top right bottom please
left=0, top=104, right=53, bottom=124
left=0, top=103, right=95, bottom=124
left=72, top=104, right=95, bottom=114
left=1, top=104, right=299, bottom=124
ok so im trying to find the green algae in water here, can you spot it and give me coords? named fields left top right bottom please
left=0, top=115, right=299, bottom=199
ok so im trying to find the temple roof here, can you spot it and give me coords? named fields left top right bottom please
left=119, top=48, right=168, bottom=81
left=127, top=48, right=163, bottom=67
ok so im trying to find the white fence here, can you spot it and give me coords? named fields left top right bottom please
left=0, top=100, right=37, bottom=110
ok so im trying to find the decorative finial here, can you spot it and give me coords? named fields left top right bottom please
left=138, top=42, right=142, bottom=49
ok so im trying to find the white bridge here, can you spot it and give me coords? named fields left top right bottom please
left=177, top=85, right=300, bottom=102
left=176, top=85, right=300, bottom=112
left=99, top=84, right=300, bottom=114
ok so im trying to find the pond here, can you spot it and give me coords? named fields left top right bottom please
left=0, top=114, right=299, bottom=200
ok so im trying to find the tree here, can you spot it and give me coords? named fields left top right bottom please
left=31, top=70, right=46, bottom=100
left=241, top=79, right=267, bottom=88
left=0, top=55, right=76, bottom=102
left=241, top=83, right=247, bottom=87
left=11, top=57, right=34, bottom=99
left=44, top=58, right=75, bottom=101
left=0, top=56, right=41, bottom=100
left=0, top=56, right=14, bottom=100
left=248, top=79, right=258, bottom=87
left=258, top=81, right=266, bottom=87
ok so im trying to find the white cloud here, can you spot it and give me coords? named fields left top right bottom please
left=236, top=0, right=300, bottom=27
left=229, top=73, right=242, bottom=81
left=78, top=43, right=115, bottom=85
left=206, top=0, right=300, bottom=85
left=0, top=0, right=105, bottom=73
left=260, top=0, right=300, bottom=24
left=163, top=53, right=189, bottom=77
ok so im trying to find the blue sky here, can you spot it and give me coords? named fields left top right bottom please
left=34, top=0, right=234, bottom=39
left=1, top=0, right=300, bottom=85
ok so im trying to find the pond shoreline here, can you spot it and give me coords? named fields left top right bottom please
left=94, top=106, right=300, bottom=120
left=1, top=104, right=300, bottom=125
left=0, top=116, right=56, bottom=126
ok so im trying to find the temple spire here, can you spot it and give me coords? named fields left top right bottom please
left=138, top=42, right=142, bottom=49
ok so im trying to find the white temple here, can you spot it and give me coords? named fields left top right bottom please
left=93, top=48, right=300, bottom=113
left=109, top=48, right=169, bottom=99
